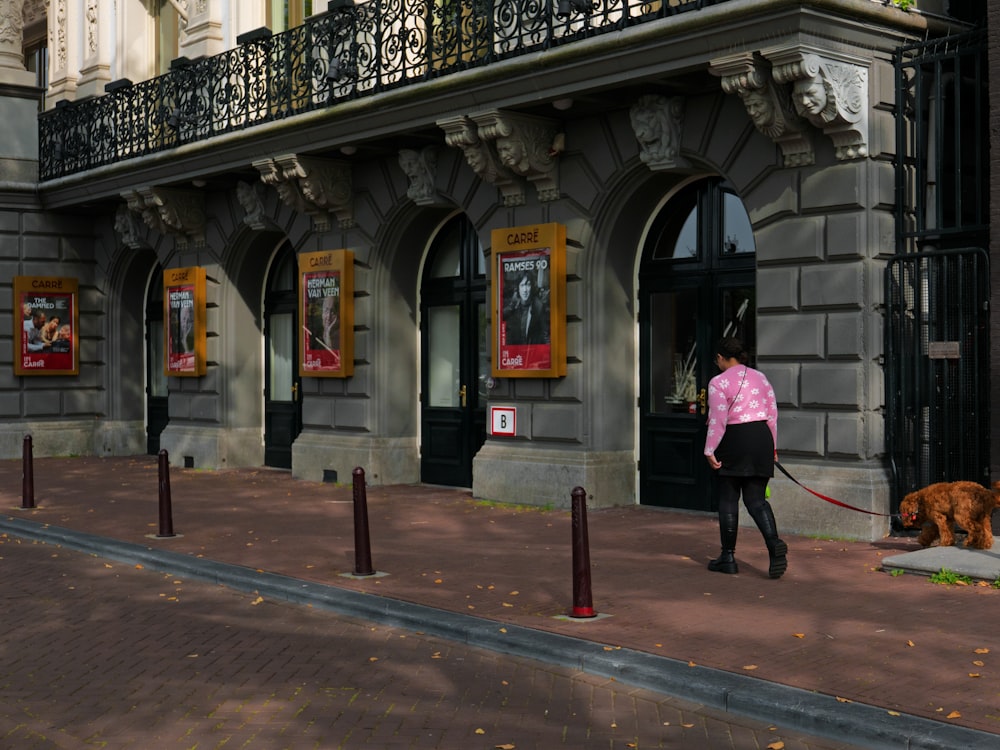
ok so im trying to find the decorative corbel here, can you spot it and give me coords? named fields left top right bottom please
left=767, top=48, right=869, bottom=161
left=437, top=115, right=526, bottom=206
left=469, top=110, right=562, bottom=202
left=629, top=95, right=687, bottom=171
left=121, top=186, right=206, bottom=248
left=254, top=155, right=354, bottom=229
left=398, top=146, right=442, bottom=206
left=709, top=52, right=813, bottom=167
left=235, top=180, right=269, bottom=230
left=113, top=202, right=147, bottom=250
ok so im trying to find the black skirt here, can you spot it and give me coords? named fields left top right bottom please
left=714, top=421, right=774, bottom=478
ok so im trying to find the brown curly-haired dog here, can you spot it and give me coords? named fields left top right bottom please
left=898, top=481, right=999, bottom=550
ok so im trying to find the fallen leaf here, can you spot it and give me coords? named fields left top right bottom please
left=973, top=660, right=985, bottom=667
left=688, top=661, right=697, bottom=667
left=887, top=711, right=901, bottom=717
left=368, top=657, right=379, bottom=662
left=475, top=728, right=485, bottom=735
left=499, top=628, right=507, bottom=633
left=947, top=711, right=962, bottom=719
left=907, top=640, right=915, bottom=647
left=494, top=745, right=515, bottom=750
left=968, top=673, right=981, bottom=678
left=681, top=723, right=694, bottom=728
left=836, top=697, right=853, bottom=703
left=610, top=722, right=617, bottom=728
left=627, top=744, right=637, bottom=749
left=975, top=648, right=990, bottom=654
left=434, top=578, right=443, bottom=584
left=250, top=596, right=264, bottom=605
left=743, top=665, right=758, bottom=671
left=135, top=564, right=144, bottom=570
left=792, top=633, right=805, bottom=639
left=767, top=742, right=785, bottom=750
left=509, top=590, right=519, bottom=596
left=502, top=602, right=514, bottom=608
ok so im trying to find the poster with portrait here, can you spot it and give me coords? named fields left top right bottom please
left=492, top=223, right=566, bottom=378
left=299, top=250, right=354, bottom=378
left=14, top=276, right=79, bottom=376
left=164, top=267, right=207, bottom=377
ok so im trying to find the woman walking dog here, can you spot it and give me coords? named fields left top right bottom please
left=703, top=337, right=787, bottom=578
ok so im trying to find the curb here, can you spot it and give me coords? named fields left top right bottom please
left=2, top=514, right=996, bottom=750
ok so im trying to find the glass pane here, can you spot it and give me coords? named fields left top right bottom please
left=649, top=290, right=699, bottom=414
left=476, top=302, right=490, bottom=403
left=149, top=320, right=168, bottom=397
left=720, top=287, right=756, bottom=360
left=270, top=250, right=296, bottom=292
left=428, top=306, right=461, bottom=407
left=722, top=192, right=755, bottom=255
left=269, top=312, right=294, bottom=402
left=428, top=221, right=462, bottom=278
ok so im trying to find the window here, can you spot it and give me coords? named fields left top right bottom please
left=267, top=0, right=314, bottom=33
left=155, top=0, right=180, bottom=75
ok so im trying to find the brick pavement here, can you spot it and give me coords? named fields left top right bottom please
left=1, top=456, right=1000, bottom=746
left=0, top=536, right=867, bottom=749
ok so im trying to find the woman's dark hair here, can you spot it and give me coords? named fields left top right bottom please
left=716, top=337, right=749, bottom=364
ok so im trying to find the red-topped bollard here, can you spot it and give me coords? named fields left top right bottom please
left=352, top=467, right=375, bottom=576
left=156, top=449, right=176, bottom=538
left=21, top=434, right=34, bottom=509
left=570, top=486, right=596, bottom=618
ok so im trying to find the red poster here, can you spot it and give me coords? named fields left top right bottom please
left=498, top=248, right=552, bottom=372
left=302, top=270, right=342, bottom=373
left=166, top=283, right=197, bottom=373
left=15, top=277, right=79, bottom=376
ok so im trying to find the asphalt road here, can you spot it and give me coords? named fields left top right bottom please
left=0, top=536, right=872, bottom=749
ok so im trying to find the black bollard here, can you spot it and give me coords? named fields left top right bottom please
left=156, top=449, right=176, bottom=538
left=21, top=434, right=34, bottom=509
left=351, top=466, right=375, bottom=576
left=570, top=486, right=596, bottom=618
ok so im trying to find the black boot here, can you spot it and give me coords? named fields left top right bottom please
left=708, top=513, right=739, bottom=574
left=748, top=502, right=787, bottom=579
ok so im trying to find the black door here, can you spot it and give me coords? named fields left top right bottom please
left=264, top=244, right=303, bottom=469
left=420, top=216, right=489, bottom=486
left=145, top=267, right=169, bottom=454
left=639, top=178, right=757, bottom=511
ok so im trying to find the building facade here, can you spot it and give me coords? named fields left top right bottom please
left=0, top=0, right=989, bottom=541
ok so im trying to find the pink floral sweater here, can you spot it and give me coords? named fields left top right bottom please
left=703, top=365, right=778, bottom=456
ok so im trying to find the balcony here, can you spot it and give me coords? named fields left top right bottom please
left=39, top=0, right=737, bottom=182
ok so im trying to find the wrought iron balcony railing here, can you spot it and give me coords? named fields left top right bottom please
left=39, top=0, right=732, bottom=182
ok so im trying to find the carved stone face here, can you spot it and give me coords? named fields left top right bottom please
left=496, top=137, right=524, bottom=171
left=794, top=78, right=827, bottom=115
left=300, top=175, right=324, bottom=204
left=630, top=107, right=660, bottom=146
left=743, top=90, right=774, bottom=129
left=463, top=143, right=488, bottom=173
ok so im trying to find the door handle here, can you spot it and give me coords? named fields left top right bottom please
left=459, top=384, right=467, bottom=408
left=697, top=387, right=707, bottom=415
left=291, top=383, right=299, bottom=402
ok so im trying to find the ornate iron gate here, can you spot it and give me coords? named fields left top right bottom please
left=884, top=249, right=990, bottom=512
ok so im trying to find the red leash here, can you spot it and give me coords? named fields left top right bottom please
left=774, top=461, right=898, bottom=518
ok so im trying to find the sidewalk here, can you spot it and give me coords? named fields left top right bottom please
left=2, top=455, right=999, bottom=749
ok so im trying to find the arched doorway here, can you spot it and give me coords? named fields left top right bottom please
left=638, top=177, right=757, bottom=511
left=263, top=242, right=303, bottom=468
left=145, top=266, right=168, bottom=454
left=420, top=215, right=489, bottom=486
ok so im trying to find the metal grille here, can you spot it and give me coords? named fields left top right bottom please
left=884, top=249, right=990, bottom=511
left=894, top=29, right=988, bottom=251
left=39, top=0, right=729, bottom=181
